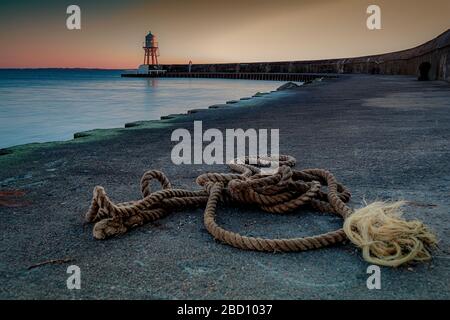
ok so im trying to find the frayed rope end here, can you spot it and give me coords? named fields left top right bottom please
left=343, top=201, right=438, bottom=267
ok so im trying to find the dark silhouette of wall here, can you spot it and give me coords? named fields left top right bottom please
left=162, top=29, right=450, bottom=82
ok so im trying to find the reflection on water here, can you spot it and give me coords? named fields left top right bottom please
left=0, top=69, right=281, bottom=148
left=146, top=79, right=158, bottom=88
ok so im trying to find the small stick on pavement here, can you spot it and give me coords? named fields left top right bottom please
left=27, top=258, right=75, bottom=270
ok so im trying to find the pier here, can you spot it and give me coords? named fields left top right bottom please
left=122, top=29, right=449, bottom=83
left=130, top=29, right=448, bottom=82
left=121, top=72, right=334, bottom=82
left=122, top=28, right=450, bottom=82
left=2, top=74, right=450, bottom=299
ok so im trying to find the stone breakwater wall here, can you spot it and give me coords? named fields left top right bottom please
left=162, top=30, right=450, bottom=82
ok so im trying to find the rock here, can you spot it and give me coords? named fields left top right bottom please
left=187, top=109, right=207, bottom=114
left=208, top=104, right=228, bottom=109
left=161, top=114, right=184, bottom=120
left=226, top=100, right=239, bottom=104
left=0, top=148, right=12, bottom=156
left=73, top=132, right=91, bottom=139
left=253, top=92, right=268, bottom=97
left=125, top=122, right=141, bottom=128
left=277, top=82, right=300, bottom=91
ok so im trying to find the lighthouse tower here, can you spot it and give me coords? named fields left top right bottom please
left=137, top=31, right=164, bottom=75
left=143, top=31, right=159, bottom=65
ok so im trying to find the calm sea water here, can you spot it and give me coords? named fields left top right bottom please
left=0, top=69, right=282, bottom=149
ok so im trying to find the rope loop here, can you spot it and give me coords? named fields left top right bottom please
left=84, top=154, right=437, bottom=266
left=85, top=155, right=351, bottom=250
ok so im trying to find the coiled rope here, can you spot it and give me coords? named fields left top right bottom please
left=84, top=155, right=437, bottom=267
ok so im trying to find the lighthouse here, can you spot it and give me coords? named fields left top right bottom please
left=137, top=31, right=165, bottom=75
left=143, top=31, right=159, bottom=65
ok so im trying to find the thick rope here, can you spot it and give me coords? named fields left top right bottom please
left=84, top=155, right=437, bottom=266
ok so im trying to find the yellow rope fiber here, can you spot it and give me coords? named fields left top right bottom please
left=343, top=201, right=438, bottom=267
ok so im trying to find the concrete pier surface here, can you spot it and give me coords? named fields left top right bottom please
left=0, top=75, right=449, bottom=299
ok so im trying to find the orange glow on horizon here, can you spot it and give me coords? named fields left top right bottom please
left=0, top=0, right=449, bottom=69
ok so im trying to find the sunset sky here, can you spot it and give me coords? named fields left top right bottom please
left=0, top=0, right=449, bottom=68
